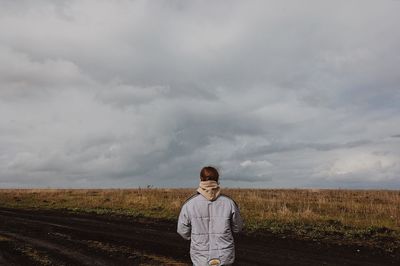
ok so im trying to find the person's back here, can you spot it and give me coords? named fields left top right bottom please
left=177, top=166, right=243, bottom=266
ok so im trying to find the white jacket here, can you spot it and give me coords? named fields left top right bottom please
left=177, top=193, right=243, bottom=266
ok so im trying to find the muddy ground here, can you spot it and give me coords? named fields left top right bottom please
left=0, top=207, right=398, bottom=266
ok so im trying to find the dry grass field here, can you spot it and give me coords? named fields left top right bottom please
left=0, top=188, right=399, bottom=251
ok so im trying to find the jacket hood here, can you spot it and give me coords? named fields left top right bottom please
left=197, top=180, right=221, bottom=201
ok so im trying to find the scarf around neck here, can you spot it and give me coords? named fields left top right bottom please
left=197, top=180, right=221, bottom=201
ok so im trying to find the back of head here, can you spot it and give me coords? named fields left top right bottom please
left=200, top=166, right=219, bottom=182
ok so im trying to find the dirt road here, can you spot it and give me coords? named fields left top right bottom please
left=0, top=207, right=397, bottom=265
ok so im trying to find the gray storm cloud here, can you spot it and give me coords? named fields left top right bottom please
left=0, top=0, right=399, bottom=188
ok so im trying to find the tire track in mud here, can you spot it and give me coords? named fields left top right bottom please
left=0, top=208, right=189, bottom=265
left=0, top=207, right=398, bottom=266
left=0, top=231, right=115, bottom=265
left=0, top=240, right=34, bottom=266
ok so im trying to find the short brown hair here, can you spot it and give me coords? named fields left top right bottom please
left=200, top=166, right=219, bottom=182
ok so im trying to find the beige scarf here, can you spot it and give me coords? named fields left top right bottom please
left=197, top=180, right=221, bottom=201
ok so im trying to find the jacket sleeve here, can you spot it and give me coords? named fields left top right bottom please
left=177, top=204, right=191, bottom=240
left=231, top=202, right=243, bottom=234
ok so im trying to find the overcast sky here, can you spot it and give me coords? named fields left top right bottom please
left=1, top=0, right=399, bottom=188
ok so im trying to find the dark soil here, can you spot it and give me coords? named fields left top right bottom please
left=0, top=207, right=398, bottom=265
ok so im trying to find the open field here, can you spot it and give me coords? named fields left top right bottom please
left=0, top=188, right=399, bottom=265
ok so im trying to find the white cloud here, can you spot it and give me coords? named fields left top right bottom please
left=240, top=160, right=272, bottom=169
left=321, top=152, right=399, bottom=181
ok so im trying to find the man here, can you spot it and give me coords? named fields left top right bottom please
left=177, top=166, right=243, bottom=266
